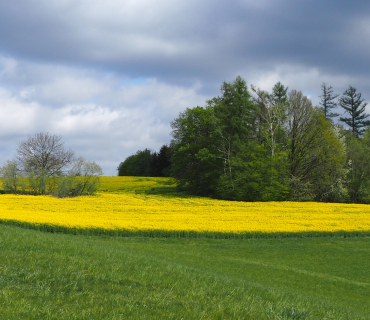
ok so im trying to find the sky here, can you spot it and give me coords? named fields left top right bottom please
left=1, top=0, right=370, bottom=175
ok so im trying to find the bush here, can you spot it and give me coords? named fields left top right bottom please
left=0, top=160, right=27, bottom=194
left=53, top=158, right=103, bottom=197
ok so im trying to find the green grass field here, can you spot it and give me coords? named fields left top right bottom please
left=0, top=224, right=369, bottom=319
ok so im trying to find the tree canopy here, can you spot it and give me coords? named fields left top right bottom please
left=116, top=78, right=370, bottom=203
left=168, top=77, right=370, bottom=203
left=117, top=145, right=172, bottom=177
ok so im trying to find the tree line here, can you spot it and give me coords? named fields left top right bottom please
left=117, top=145, right=172, bottom=177
left=122, top=76, right=370, bottom=203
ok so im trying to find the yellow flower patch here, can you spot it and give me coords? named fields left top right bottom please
left=0, top=189, right=369, bottom=234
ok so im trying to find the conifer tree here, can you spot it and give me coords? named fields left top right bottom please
left=319, top=82, right=339, bottom=122
left=339, top=85, right=370, bottom=138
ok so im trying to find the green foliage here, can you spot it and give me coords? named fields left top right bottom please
left=313, top=125, right=349, bottom=203
left=339, top=85, right=370, bottom=138
left=343, top=129, right=370, bottom=203
left=272, top=81, right=288, bottom=105
left=0, top=133, right=102, bottom=197
left=169, top=77, right=370, bottom=203
left=211, top=75, right=257, bottom=141
left=170, top=106, right=221, bottom=195
left=170, top=77, right=261, bottom=197
left=251, top=82, right=290, bottom=201
left=27, top=169, right=56, bottom=195
left=170, top=77, right=357, bottom=202
left=319, top=82, right=339, bottom=122
left=0, top=158, right=102, bottom=198
left=150, top=145, right=173, bottom=177
left=118, top=146, right=172, bottom=177
left=0, top=160, right=26, bottom=194
left=118, top=148, right=153, bottom=176
left=285, top=91, right=347, bottom=201
left=53, top=158, right=103, bottom=198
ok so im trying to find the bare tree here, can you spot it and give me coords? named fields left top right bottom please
left=16, top=133, right=74, bottom=194
left=16, top=132, right=74, bottom=176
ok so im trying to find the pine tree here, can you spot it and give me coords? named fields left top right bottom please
left=272, top=81, right=288, bottom=106
left=319, top=82, right=339, bottom=122
left=339, top=85, right=370, bottom=138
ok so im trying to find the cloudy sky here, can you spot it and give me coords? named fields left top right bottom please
left=1, top=0, right=370, bottom=175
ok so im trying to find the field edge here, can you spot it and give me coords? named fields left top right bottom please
left=1, top=218, right=369, bottom=239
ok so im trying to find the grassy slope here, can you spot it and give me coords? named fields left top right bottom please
left=1, top=224, right=369, bottom=319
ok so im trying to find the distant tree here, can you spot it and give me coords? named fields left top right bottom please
left=118, top=146, right=172, bottom=177
left=1, top=132, right=102, bottom=197
left=287, top=90, right=345, bottom=201
left=117, top=149, right=153, bottom=176
left=17, top=132, right=74, bottom=176
left=16, top=132, right=74, bottom=194
left=339, top=85, right=370, bottom=138
left=54, top=157, right=103, bottom=197
left=251, top=83, right=289, bottom=201
left=170, top=106, right=221, bottom=195
left=319, top=83, right=339, bottom=122
left=150, top=145, right=172, bottom=177
left=0, top=160, right=26, bottom=194
left=272, top=81, right=288, bottom=106
left=208, top=76, right=258, bottom=197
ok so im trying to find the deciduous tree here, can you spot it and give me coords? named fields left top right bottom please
left=16, top=132, right=74, bottom=194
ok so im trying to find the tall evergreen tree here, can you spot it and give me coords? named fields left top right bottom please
left=208, top=76, right=258, bottom=196
left=319, top=82, right=339, bottom=122
left=339, top=85, right=370, bottom=138
left=272, top=81, right=288, bottom=106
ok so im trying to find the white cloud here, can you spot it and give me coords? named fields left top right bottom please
left=246, top=64, right=357, bottom=106
left=0, top=88, right=39, bottom=135
left=0, top=57, right=209, bottom=175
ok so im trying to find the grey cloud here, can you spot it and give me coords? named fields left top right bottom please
left=0, top=61, right=209, bottom=175
left=1, top=0, right=369, bottom=87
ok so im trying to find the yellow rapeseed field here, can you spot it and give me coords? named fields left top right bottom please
left=1, top=176, right=370, bottom=237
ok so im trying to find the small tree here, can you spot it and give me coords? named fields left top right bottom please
left=16, top=132, right=74, bottom=194
left=0, top=160, right=26, bottom=194
left=339, top=86, right=370, bottom=138
left=53, top=158, right=103, bottom=197
left=319, top=82, right=339, bottom=122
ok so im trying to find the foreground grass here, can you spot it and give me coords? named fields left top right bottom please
left=0, top=224, right=369, bottom=319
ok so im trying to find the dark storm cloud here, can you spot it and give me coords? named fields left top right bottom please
left=1, top=0, right=370, bottom=85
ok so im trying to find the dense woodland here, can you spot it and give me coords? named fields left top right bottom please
left=119, top=76, right=370, bottom=203
left=117, top=145, right=173, bottom=177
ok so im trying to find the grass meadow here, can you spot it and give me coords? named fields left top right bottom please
left=0, top=176, right=369, bottom=319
